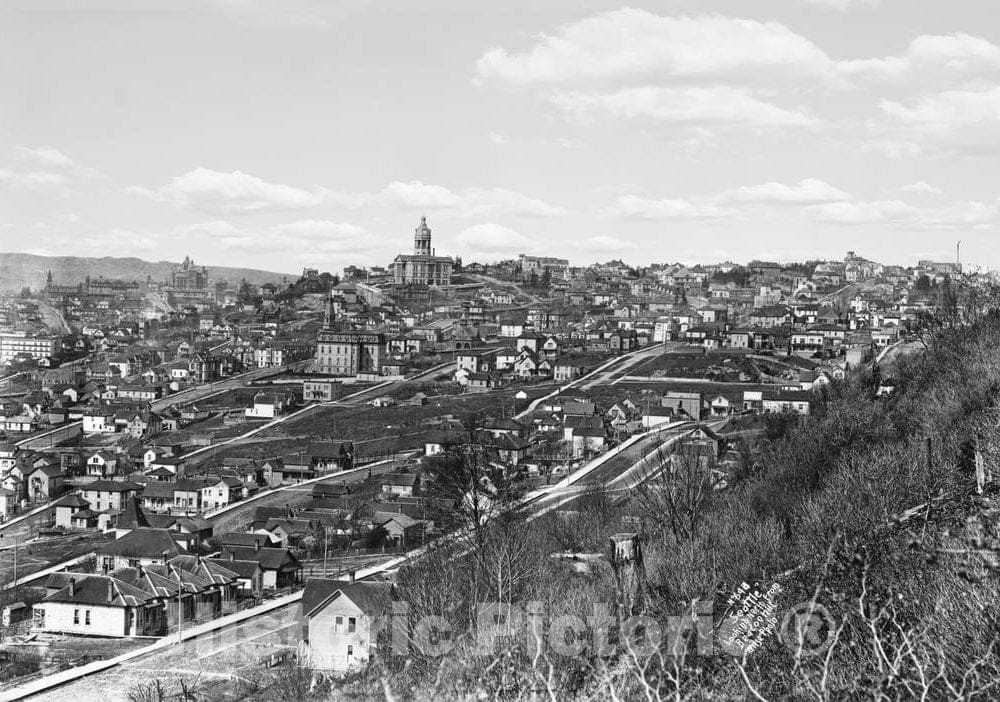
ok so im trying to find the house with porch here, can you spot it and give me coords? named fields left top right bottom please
left=96, top=527, right=188, bottom=573
left=80, top=479, right=141, bottom=514
left=26, top=464, right=64, bottom=502
left=86, top=450, right=119, bottom=479
left=34, top=574, right=166, bottom=638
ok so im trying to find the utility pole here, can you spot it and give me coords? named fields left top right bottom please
left=176, top=572, right=183, bottom=644
left=323, top=526, right=329, bottom=576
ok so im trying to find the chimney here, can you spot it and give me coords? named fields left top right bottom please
left=108, top=578, right=114, bottom=603
left=69, top=577, right=76, bottom=597
left=349, top=570, right=356, bottom=584
left=255, top=537, right=261, bottom=552
left=285, top=503, right=292, bottom=520
left=229, top=551, right=235, bottom=562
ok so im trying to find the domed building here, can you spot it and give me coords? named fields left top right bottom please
left=390, top=217, right=454, bottom=286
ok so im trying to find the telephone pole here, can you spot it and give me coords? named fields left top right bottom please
left=176, top=573, right=183, bottom=644
left=323, top=526, right=329, bottom=576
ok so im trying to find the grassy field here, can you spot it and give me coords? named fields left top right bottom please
left=192, top=383, right=305, bottom=410
left=261, top=383, right=560, bottom=441
left=0, top=530, right=114, bottom=586
left=558, top=378, right=770, bottom=410
left=629, top=351, right=759, bottom=381
left=187, top=382, right=560, bottom=469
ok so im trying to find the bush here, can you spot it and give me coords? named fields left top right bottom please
left=0, top=649, right=42, bottom=683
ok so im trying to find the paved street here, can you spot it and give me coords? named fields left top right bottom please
left=28, top=605, right=302, bottom=702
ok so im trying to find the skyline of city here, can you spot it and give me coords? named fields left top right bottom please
left=2, top=0, right=999, bottom=272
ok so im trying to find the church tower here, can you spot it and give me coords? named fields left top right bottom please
left=414, top=216, right=432, bottom=256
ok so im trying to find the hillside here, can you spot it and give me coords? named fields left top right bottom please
left=0, top=253, right=296, bottom=292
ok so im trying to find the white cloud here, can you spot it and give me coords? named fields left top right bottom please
left=488, top=131, right=509, bottom=145
left=380, top=180, right=567, bottom=217
left=474, top=9, right=1000, bottom=159
left=605, top=194, right=737, bottom=221
left=867, top=85, right=1000, bottom=156
left=13, top=146, right=101, bottom=180
left=899, top=181, right=944, bottom=196
left=453, top=223, right=540, bottom=260
left=551, top=86, right=819, bottom=129
left=15, top=146, right=77, bottom=170
left=807, top=198, right=998, bottom=228
left=131, top=168, right=330, bottom=213
left=465, top=187, right=568, bottom=217
left=910, top=200, right=999, bottom=228
left=0, top=168, right=71, bottom=190
left=807, top=199, right=917, bottom=224
left=720, top=178, right=850, bottom=204
left=128, top=170, right=565, bottom=218
left=842, top=33, right=1000, bottom=83
left=477, top=10, right=1000, bottom=91
left=476, top=10, right=838, bottom=86
left=1, top=146, right=94, bottom=192
left=381, top=181, right=464, bottom=210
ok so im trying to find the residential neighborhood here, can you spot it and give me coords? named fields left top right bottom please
left=0, top=241, right=983, bottom=688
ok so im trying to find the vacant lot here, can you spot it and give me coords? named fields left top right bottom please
left=556, top=378, right=770, bottom=410
left=629, top=352, right=759, bottom=381
left=0, top=531, right=114, bottom=586
left=193, top=383, right=304, bottom=410
left=261, top=383, right=559, bottom=442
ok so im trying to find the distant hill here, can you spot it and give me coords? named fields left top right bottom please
left=0, top=253, right=297, bottom=292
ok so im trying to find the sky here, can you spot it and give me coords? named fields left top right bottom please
left=1, top=0, right=998, bottom=275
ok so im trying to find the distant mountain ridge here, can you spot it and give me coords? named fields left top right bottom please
left=0, top=253, right=296, bottom=292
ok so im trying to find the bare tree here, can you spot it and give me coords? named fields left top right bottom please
left=635, top=440, right=724, bottom=544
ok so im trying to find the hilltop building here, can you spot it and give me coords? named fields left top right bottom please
left=314, top=290, right=384, bottom=376
left=172, top=256, right=208, bottom=290
left=314, top=329, right=385, bottom=376
left=0, top=331, right=58, bottom=364
left=519, top=254, right=570, bottom=280
left=391, top=217, right=454, bottom=286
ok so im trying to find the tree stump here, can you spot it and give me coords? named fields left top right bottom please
left=609, top=533, right=647, bottom=623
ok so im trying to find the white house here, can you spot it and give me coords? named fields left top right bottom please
left=245, top=392, right=291, bottom=419
left=761, top=389, right=811, bottom=415
left=34, top=574, right=165, bottom=638
left=83, top=411, right=115, bottom=434
left=301, top=580, right=392, bottom=672
left=0, top=487, right=15, bottom=521
left=86, top=450, right=118, bottom=478
left=200, top=476, right=244, bottom=511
